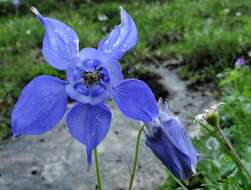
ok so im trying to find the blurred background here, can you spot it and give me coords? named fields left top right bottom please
left=1, top=0, right=251, bottom=189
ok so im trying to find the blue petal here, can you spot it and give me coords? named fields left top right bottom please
left=102, top=60, right=123, bottom=87
left=98, top=7, right=138, bottom=61
left=66, top=103, right=112, bottom=165
left=66, top=84, right=111, bottom=105
left=113, top=79, right=158, bottom=122
left=66, top=63, right=76, bottom=85
left=32, top=7, right=79, bottom=70
left=162, top=117, right=199, bottom=168
left=145, top=117, right=199, bottom=180
left=11, top=75, right=68, bottom=136
left=98, top=39, right=106, bottom=52
left=79, top=48, right=108, bottom=63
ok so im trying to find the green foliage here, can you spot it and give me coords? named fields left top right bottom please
left=219, top=67, right=251, bottom=153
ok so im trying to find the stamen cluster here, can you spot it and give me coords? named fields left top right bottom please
left=82, top=67, right=104, bottom=86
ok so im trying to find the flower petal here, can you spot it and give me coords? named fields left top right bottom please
left=32, top=7, right=79, bottom=70
left=145, top=117, right=199, bottom=180
left=11, top=75, right=68, bottom=136
left=98, top=7, right=138, bottom=61
left=102, top=60, right=123, bottom=87
left=66, top=103, right=112, bottom=165
left=66, top=84, right=111, bottom=105
left=162, top=117, right=199, bottom=166
left=113, top=79, right=158, bottom=122
left=79, top=48, right=108, bottom=63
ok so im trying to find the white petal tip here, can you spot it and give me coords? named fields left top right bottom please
left=119, top=6, right=126, bottom=15
left=30, top=7, right=40, bottom=16
left=191, top=165, right=197, bottom=174
left=119, top=6, right=124, bottom=11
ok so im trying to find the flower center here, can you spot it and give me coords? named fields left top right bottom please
left=82, top=67, right=104, bottom=86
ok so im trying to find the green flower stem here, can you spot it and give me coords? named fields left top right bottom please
left=128, top=125, right=145, bottom=190
left=215, top=125, right=251, bottom=181
left=94, top=149, right=102, bottom=190
left=167, top=170, right=189, bottom=190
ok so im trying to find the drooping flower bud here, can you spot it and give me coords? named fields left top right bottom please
left=144, top=99, right=199, bottom=180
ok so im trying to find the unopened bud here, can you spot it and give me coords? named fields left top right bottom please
left=195, top=103, right=224, bottom=129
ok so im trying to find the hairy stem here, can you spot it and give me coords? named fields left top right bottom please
left=215, top=125, right=251, bottom=181
left=94, top=149, right=102, bottom=190
left=128, top=125, right=144, bottom=190
left=197, top=119, right=251, bottom=182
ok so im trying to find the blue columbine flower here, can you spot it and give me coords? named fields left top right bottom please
left=11, top=7, right=158, bottom=165
left=144, top=99, right=199, bottom=180
left=12, top=0, right=21, bottom=10
left=235, top=57, right=245, bottom=66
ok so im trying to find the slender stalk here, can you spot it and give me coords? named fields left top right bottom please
left=215, top=125, right=251, bottom=181
left=167, top=170, right=189, bottom=190
left=212, top=115, right=251, bottom=181
left=128, top=126, right=145, bottom=190
left=94, top=149, right=102, bottom=190
left=198, top=118, right=251, bottom=181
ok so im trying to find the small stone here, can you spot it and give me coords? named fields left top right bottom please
left=31, top=169, right=37, bottom=175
